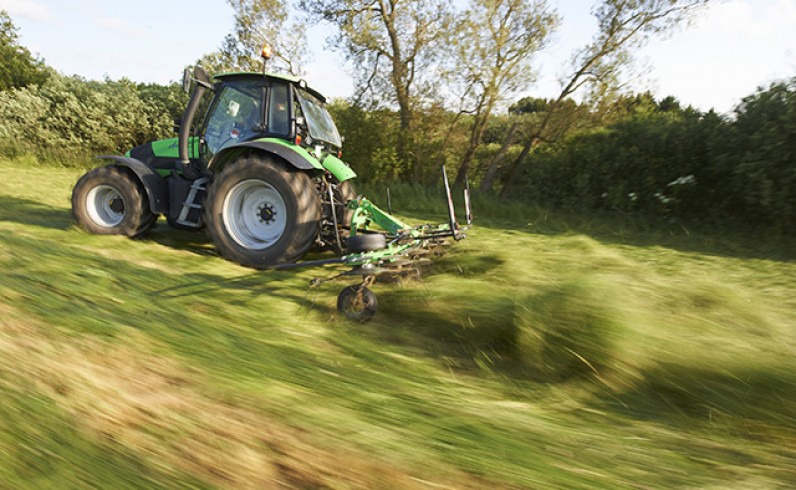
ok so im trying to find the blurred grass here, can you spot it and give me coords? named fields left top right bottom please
left=0, top=156, right=795, bottom=488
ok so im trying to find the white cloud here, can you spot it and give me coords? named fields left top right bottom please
left=93, top=15, right=143, bottom=38
left=692, top=0, right=796, bottom=39
left=0, top=0, right=53, bottom=23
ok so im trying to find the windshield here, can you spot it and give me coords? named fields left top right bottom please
left=296, top=89, right=342, bottom=148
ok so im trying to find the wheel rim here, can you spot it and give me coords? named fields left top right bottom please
left=223, top=179, right=288, bottom=250
left=86, top=185, right=125, bottom=227
left=340, top=287, right=375, bottom=321
left=344, top=294, right=366, bottom=315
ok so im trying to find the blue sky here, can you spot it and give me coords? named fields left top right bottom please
left=1, top=0, right=794, bottom=114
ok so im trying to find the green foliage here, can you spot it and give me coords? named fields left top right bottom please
left=0, top=11, right=48, bottom=92
left=327, top=100, right=406, bottom=182
left=0, top=73, right=186, bottom=165
left=509, top=96, right=552, bottom=115
left=508, top=81, right=796, bottom=233
left=199, top=0, right=307, bottom=75
left=730, top=80, right=796, bottom=228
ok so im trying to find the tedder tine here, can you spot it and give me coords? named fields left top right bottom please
left=441, top=165, right=467, bottom=240
left=441, top=165, right=458, bottom=238
left=464, top=174, right=473, bottom=227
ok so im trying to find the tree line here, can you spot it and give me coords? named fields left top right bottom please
left=504, top=88, right=796, bottom=233
left=0, top=4, right=794, bottom=233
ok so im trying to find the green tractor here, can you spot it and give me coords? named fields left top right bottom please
left=71, top=50, right=470, bottom=320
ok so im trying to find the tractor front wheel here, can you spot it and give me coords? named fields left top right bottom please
left=204, top=155, right=320, bottom=269
left=71, top=166, right=157, bottom=237
left=337, top=180, right=357, bottom=228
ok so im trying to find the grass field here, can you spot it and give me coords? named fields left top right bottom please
left=0, top=156, right=795, bottom=489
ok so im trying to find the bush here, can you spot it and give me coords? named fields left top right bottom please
left=0, top=73, right=186, bottom=165
left=507, top=79, right=796, bottom=233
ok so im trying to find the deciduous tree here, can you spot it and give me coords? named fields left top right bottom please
left=0, top=10, right=48, bottom=92
left=492, top=0, right=710, bottom=195
left=201, top=0, right=308, bottom=75
left=450, top=0, right=558, bottom=188
left=301, top=0, right=453, bottom=177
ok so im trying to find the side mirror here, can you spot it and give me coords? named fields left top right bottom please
left=181, top=68, right=191, bottom=93
left=193, top=66, right=212, bottom=88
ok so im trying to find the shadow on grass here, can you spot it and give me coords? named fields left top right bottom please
left=604, top=362, right=796, bottom=426
left=590, top=362, right=796, bottom=486
left=475, top=207, right=795, bottom=263
left=361, top=284, right=521, bottom=375
left=423, top=250, right=506, bottom=278
left=150, top=270, right=334, bottom=317
left=0, top=229, right=342, bottom=385
left=142, top=223, right=218, bottom=257
left=0, top=196, right=72, bottom=230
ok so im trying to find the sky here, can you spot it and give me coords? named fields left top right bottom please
left=1, top=0, right=794, bottom=114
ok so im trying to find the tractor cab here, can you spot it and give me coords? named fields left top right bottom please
left=192, top=71, right=343, bottom=171
left=124, top=69, right=344, bottom=182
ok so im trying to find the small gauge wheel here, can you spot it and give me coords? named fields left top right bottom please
left=337, top=285, right=378, bottom=322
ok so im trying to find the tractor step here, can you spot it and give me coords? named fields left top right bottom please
left=175, top=177, right=208, bottom=228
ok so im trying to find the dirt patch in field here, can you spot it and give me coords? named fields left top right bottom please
left=0, top=304, right=487, bottom=489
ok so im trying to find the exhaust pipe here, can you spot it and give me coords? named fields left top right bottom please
left=178, top=67, right=213, bottom=179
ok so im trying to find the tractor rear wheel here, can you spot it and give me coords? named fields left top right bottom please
left=204, top=155, right=321, bottom=269
left=71, top=166, right=157, bottom=238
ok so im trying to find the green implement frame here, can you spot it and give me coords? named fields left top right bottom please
left=277, top=166, right=472, bottom=322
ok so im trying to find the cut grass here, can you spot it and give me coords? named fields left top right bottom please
left=0, top=156, right=795, bottom=488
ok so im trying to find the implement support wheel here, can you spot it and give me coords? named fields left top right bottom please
left=337, top=285, right=378, bottom=322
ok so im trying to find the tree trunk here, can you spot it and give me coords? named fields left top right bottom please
left=454, top=110, right=490, bottom=188
left=454, top=145, right=477, bottom=188
left=480, top=122, right=519, bottom=193
left=499, top=134, right=540, bottom=198
left=395, top=91, right=416, bottom=180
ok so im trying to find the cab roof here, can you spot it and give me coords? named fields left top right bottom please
left=213, top=71, right=326, bottom=103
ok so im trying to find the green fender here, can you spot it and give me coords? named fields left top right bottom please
left=210, top=138, right=357, bottom=183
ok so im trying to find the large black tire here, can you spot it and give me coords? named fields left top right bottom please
left=337, top=180, right=357, bottom=229
left=71, top=166, right=157, bottom=238
left=204, top=154, right=321, bottom=269
left=347, top=233, right=387, bottom=252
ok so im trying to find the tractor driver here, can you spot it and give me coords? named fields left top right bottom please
left=229, top=101, right=261, bottom=142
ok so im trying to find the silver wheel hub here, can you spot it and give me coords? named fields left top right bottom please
left=223, top=179, right=287, bottom=250
left=86, top=185, right=125, bottom=227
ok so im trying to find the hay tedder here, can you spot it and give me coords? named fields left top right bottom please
left=71, top=47, right=470, bottom=321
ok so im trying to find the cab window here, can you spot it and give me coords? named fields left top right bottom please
left=202, top=82, right=262, bottom=159
left=268, top=83, right=290, bottom=135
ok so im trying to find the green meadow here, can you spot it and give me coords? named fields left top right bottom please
left=0, top=156, right=794, bottom=488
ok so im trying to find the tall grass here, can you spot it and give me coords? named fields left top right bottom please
left=1, top=157, right=795, bottom=488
